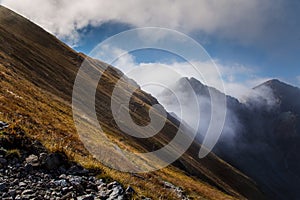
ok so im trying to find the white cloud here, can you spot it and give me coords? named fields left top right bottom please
left=1, top=0, right=284, bottom=46
left=244, top=84, right=278, bottom=110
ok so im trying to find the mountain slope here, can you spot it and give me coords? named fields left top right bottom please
left=161, top=77, right=300, bottom=199
left=0, top=5, right=264, bottom=199
left=241, top=79, right=300, bottom=200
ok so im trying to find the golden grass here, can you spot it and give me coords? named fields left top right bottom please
left=0, top=61, right=237, bottom=200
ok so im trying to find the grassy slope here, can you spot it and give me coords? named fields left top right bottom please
left=0, top=5, right=264, bottom=199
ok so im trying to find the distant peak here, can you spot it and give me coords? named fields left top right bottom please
left=264, top=79, right=282, bottom=85
left=253, top=79, right=300, bottom=100
left=268, top=78, right=280, bottom=82
left=178, top=77, right=204, bottom=86
left=253, top=79, right=289, bottom=90
left=189, top=77, right=203, bottom=84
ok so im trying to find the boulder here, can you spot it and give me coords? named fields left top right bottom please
left=44, top=153, right=65, bottom=170
left=25, top=154, right=39, bottom=167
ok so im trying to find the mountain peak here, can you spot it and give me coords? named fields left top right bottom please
left=264, top=78, right=281, bottom=84
left=253, top=79, right=298, bottom=91
left=253, top=79, right=300, bottom=112
left=178, top=77, right=204, bottom=86
left=254, top=79, right=279, bottom=88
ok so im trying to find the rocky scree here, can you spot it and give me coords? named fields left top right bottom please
left=0, top=124, right=135, bottom=200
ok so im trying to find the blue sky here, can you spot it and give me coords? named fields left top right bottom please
left=2, top=0, right=300, bottom=94
left=71, top=19, right=300, bottom=86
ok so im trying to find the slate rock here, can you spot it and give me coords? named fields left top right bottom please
left=21, top=189, right=35, bottom=196
left=44, top=153, right=65, bottom=170
left=77, top=194, right=95, bottom=200
left=0, top=182, right=7, bottom=192
left=25, top=154, right=40, bottom=167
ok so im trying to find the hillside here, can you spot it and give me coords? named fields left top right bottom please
left=0, top=5, right=264, bottom=199
left=238, top=79, right=300, bottom=200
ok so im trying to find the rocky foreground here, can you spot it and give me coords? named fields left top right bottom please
left=0, top=125, right=135, bottom=200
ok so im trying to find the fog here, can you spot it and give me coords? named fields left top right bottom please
left=154, top=76, right=278, bottom=151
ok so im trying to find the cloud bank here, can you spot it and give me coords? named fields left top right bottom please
left=1, top=0, right=285, bottom=46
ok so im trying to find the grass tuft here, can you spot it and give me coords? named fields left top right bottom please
left=6, top=149, right=21, bottom=158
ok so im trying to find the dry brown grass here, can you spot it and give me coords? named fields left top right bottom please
left=0, top=62, right=236, bottom=200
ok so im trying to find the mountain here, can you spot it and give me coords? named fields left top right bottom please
left=254, top=79, right=300, bottom=112
left=239, top=79, right=300, bottom=200
left=159, top=77, right=300, bottom=199
left=0, top=5, right=264, bottom=199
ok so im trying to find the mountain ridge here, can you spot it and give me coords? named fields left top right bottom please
left=160, top=76, right=300, bottom=200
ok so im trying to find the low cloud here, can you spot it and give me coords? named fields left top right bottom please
left=245, top=85, right=278, bottom=110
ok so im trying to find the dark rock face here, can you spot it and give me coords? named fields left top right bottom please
left=43, top=153, right=66, bottom=170
left=160, top=78, right=300, bottom=200
left=0, top=131, right=130, bottom=200
left=230, top=80, right=300, bottom=200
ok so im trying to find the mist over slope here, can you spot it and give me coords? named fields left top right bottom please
left=157, top=77, right=300, bottom=199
